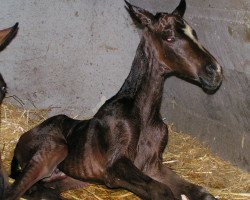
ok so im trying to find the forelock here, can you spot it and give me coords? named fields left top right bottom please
left=156, top=15, right=175, bottom=31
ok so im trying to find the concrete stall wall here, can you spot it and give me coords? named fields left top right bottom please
left=0, top=0, right=249, bottom=170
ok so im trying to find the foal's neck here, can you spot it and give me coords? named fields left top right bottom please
left=117, top=34, right=166, bottom=121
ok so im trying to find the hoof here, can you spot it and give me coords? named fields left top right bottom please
left=181, top=185, right=217, bottom=200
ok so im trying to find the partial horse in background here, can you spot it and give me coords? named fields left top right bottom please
left=0, top=22, right=19, bottom=200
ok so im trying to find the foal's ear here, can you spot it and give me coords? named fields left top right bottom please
left=172, top=0, right=186, bottom=18
left=125, top=0, right=154, bottom=27
left=0, top=23, right=19, bottom=51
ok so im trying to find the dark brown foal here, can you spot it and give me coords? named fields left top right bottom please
left=5, top=0, right=223, bottom=199
left=0, top=22, right=19, bottom=200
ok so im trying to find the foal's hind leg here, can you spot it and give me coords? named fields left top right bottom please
left=5, top=143, right=68, bottom=200
left=149, top=165, right=216, bottom=200
left=22, top=169, right=88, bottom=199
left=37, top=168, right=89, bottom=193
left=104, top=156, right=177, bottom=200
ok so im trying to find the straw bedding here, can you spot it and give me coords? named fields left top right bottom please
left=0, top=103, right=249, bottom=200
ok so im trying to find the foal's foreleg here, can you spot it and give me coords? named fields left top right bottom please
left=104, top=156, right=176, bottom=200
left=151, top=165, right=216, bottom=200
left=5, top=144, right=68, bottom=200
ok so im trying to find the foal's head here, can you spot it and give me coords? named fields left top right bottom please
left=125, top=0, right=222, bottom=92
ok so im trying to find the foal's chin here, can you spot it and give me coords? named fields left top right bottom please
left=199, top=77, right=222, bottom=94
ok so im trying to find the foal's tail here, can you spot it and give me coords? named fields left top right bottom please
left=10, top=155, right=21, bottom=180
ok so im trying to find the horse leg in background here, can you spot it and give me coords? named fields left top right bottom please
left=0, top=74, right=7, bottom=199
left=0, top=152, right=9, bottom=200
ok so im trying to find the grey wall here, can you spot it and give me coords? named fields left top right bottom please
left=1, top=0, right=139, bottom=117
left=0, top=0, right=249, bottom=170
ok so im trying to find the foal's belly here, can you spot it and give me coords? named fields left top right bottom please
left=58, top=141, right=106, bottom=182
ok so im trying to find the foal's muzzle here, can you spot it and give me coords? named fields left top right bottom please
left=199, top=63, right=223, bottom=92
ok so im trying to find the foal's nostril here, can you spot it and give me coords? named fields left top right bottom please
left=205, top=64, right=216, bottom=75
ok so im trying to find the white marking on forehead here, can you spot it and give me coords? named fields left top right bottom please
left=183, top=23, right=205, bottom=51
left=183, top=23, right=222, bottom=74
left=181, top=194, right=189, bottom=200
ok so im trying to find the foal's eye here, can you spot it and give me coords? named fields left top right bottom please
left=166, top=36, right=175, bottom=42
left=162, top=30, right=175, bottom=43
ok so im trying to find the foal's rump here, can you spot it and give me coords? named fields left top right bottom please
left=11, top=114, right=81, bottom=170
left=9, top=115, right=90, bottom=198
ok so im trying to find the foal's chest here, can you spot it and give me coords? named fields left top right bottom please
left=133, top=125, right=168, bottom=170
